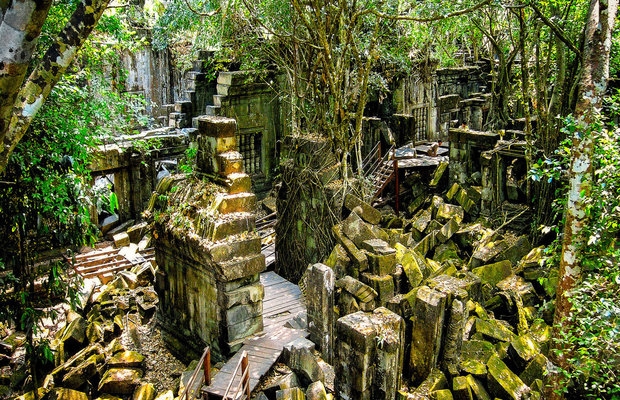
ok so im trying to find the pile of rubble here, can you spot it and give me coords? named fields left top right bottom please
left=308, top=184, right=554, bottom=399
left=2, top=226, right=194, bottom=400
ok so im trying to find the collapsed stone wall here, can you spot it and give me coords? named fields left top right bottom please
left=303, top=183, right=553, bottom=398
left=149, top=116, right=265, bottom=360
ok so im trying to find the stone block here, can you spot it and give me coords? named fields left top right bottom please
left=216, top=192, right=256, bottom=214
left=215, top=253, right=265, bottom=282
left=282, top=337, right=324, bottom=384
left=486, top=354, right=530, bottom=399
left=342, top=212, right=378, bottom=248
left=175, top=101, right=193, bottom=113
left=471, top=260, right=513, bottom=286
left=412, top=368, right=448, bottom=397
left=519, top=354, right=550, bottom=387
left=306, top=381, right=328, bottom=400
left=333, top=225, right=368, bottom=274
left=221, top=282, right=264, bottom=308
left=216, top=151, right=244, bottom=176
left=410, top=286, right=447, bottom=383
left=433, top=241, right=461, bottom=263
left=471, top=239, right=509, bottom=268
left=414, top=230, right=438, bottom=257
left=436, top=218, right=460, bottom=243
left=208, top=213, right=256, bottom=241
left=474, top=318, right=515, bottom=342
left=361, top=273, right=394, bottom=306
left=412, top=208, right=432, bottom=233
left=429, top=161, right=449, bottom=187
left=432, top=389, right=454, bottom=400
left=126, top=222, right=148, bottom=244
left=224, top=172, right=252, bottom=195
left=336, top=276, right=378, bottom=304
left=197, top=116, right=236, bottom=138
left=366, top=251, right=396, bottom=276
left=61, top=354, right=102, bottom=389
left=465, top=375, right=492, bottom=400
left=496, top=275, right=536, bottom=306
left=306, top=263, right=335, bottom=364
left=225, top=314, right=263, bottom=343
left=324, top=244, right=351, bottom=278
left=98, top=368, right=143, bottom=394
left=436, top=203, right=465, bottom=224
left=225, top=301, right=263, bottom=326
left=113, top=232, right=130, bottom=248
left=395, top=244, right=429, bottom=288
left=276, top=388, right=305, bottom=400
left=497, top=235, right=532, bottom=266
left=452, top=376, right=473, bottom=400
left=508, top=334, right=541, bottom=370
left=344, top=193, right=382, bottom=225
left=208, top=234, right=261, bottom=263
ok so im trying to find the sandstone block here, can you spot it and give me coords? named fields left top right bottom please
left=336, top=276, right=378, bottom=304
left=216, top=151, right=244, bottom=176
left=324, top=244, right=351, bottom=278
left=208, top=213, right=256, bottom=241
left=471, top=239, right=509, bottom=268
left=452, top=376, right=473, bottom=400
left=221, top=283, right=264, bottom=308
left=61, top=354, right=102, bottom=389
left=226, top=173, right=252, bottom=194
left=282, top=337, right=324, bottom=384
left=519, top=354, right=551, bottom=387
left=410, top=286, right=447, bottom=383
left=486, top=354, right=530, bottom=399
left=429, top=161, right=449, bottom=187
left=276, top=388, right=305, bottom=400
left=436, top=203, right=465, bottom=224
left=333, top=225, right=368, bottom=274
left=342, top=212, right=377, bottom=248
left=466, top=375, right=492, bottom=400
left=306, top=263, right=335, bottom=364
left=474, top=318, right=515, bottom=342
left=306, top=381, right=328, bottom=400
left=412, top=208, right=432, bottom=233
left=98, top=368, right=143, bottom=394
left=344, top=193, right=382, bottom=225
left=216, top=192, right=256, bottom=214
left=108, top=351, right=145, bottom=369
left=216, top=253, right=265, bottom=282
left=361, top=273, right=394, bottom=306
left=508, top=334, right=541, bottom=369
left=133, top=383, right=156, bottom=400
left=113, top=232, right=130, bottom=248
left=197, top=116, right=236, bottom=138
left=472, top=260, right=513, bottom=287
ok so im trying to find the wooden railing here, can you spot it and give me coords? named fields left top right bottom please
left=221, top=351, right=251, bottom=400
left=179, top=347, right=211, bottom=400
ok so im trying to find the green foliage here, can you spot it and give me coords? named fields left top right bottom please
left=539, top=107, right=620, bottom=397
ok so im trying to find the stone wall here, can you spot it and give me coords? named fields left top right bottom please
left=151, top=116, right=265, bottom=360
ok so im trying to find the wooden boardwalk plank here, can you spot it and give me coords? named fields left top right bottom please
left=204, top=271, right=308, bottom=399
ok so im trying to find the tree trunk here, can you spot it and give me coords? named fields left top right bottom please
left=0, top=0, right=110, bottom=176
left=547, top=0, right=618, bottom=398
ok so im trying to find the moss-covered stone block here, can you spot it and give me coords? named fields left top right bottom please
left=471, top=260, right=513, bottom=286
left=486, top=354, right=530, bottom=399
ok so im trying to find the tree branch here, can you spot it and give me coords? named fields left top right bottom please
left=0, top=0, right=111, bottom=175
left=370, top=0, right=493, bottom=23
left=182, top=0, right=220, bottom=17
left=529, top=0, right=581, bottom=58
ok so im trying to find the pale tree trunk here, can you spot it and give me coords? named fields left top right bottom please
left=0, top=0, right=110, bottom=176
left=547, top=0, right=618, bottom=398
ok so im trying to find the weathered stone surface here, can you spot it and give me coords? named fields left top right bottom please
left=306, top=263, right=335, bottom=364
left=108, top=350, right=145, bottom=369
left=432, top=389, right=454, bottom=400
left=508, top=334, right=541, bottom=369
left=333, top=225, right=368, bottom=275
left=344, top=193, right=382, bottom=225
left=371, top=308, right=405, bottom=400
left=324, top=243, right=351, bottom=278
left=395, top=243, right=429, bottom=288
left=215, top=253, right=265, bottom=282
left=486, top=354, right=530, bottom=399
left=58, top=316, right=87, bottom=352
left=412, top=208, right=433, bottom=234
left=98, top=368, right=143, bottom=394
left=282, top=338, right=324, bottom=384
left=336, top=275, right=378, bottom=304
left=466, top=375, right=491, bottom=400
left=61, top=353, right=103, bottom=389
left=152, top=390, right=174, bottom=400
left=410, top=286, right=447, bottom=383
left=519, top=354, right=551, bottom=387
left=221, top=282, right=264, bottom=308
left=342, top=212, right=378, bottom=248
left=496, top=275, right=536, bottom=306
left=216, top=151, right=244, bottom=176
left=113, top=232, right=131, bottom=248
left=132, top=383, right=156, bottom=400
left=497, top=235, right=532, bottom=266
left=361, top=273, right=394, bottom=306
left=452, top=375, right=473, bottom=400
left=306, top=381, right=328, bottom=400
left=412, top=368, right=448, bottom=397
left=275, top=388, right=305, bottom=400
left=215, top=192, right=256, bottom=214
left=436, top=218, right=460, bottom=244
left=429, top=161, right=449, bottom=187
left=471, top=260, right=513, bottom=286
left=470, top=239, right=509, bottom=268
left=474, top=318, right=515, bottom=342
left=436, top=203, right=464, bottom=224
left=197, top=115, right=236, bottom=138
left=226, top=173, right=252, bottom=195
left=126, top=222, right=149, bottom=244
left=42, top=388, right=88, bottom=400
left=414, top=230, right=439, bottom=257
left=208, top=235, right=261, bottom=263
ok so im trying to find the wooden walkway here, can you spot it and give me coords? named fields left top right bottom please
left=203, top=271, right=307, bottom=399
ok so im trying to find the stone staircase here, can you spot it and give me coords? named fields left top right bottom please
left=361, top=142, right=396, bottom=202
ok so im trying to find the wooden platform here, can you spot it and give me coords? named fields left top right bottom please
left=69, top=247, right=155, bottom=283
left=203, top=272, right=307, bottom=399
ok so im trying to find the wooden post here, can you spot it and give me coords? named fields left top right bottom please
left=203, top=347, right=211, bottom=386
left=394, top=154, right=399, bottom=215
left=241, top=352, right=250, bottom=399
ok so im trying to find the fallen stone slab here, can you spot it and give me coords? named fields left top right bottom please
left=345, top=193, right=382, bottom=225
left=98, top=368, right=143, bottom=395
left=471, top=260, right=513, bottom=287
left=486, top=354, right=530, bottom=399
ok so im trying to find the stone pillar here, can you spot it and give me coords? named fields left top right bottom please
left=306, top=263, right=335, bottom=364
left=335, top=308, right=404, bottom=400
left=409, top=286, right=447, bottom=383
